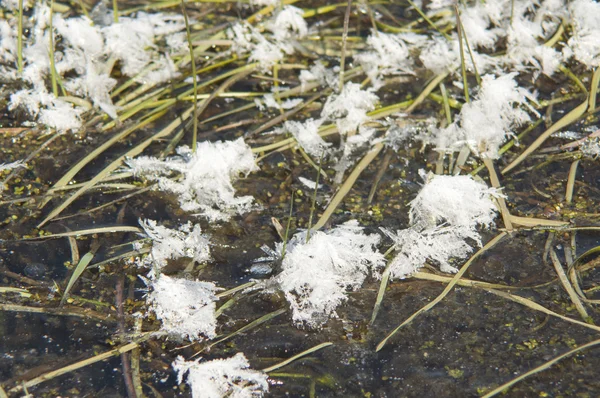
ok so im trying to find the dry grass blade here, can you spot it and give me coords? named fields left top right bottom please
left=411, top=271, right=514, bottom=290
left=0, top=303, right=108, bottom=321
left=484, top=289, right=600, bottom=333
left=481, top=337, right=600, bottom=398
left=370, top=265, right=391, bottom=326
left=589, top=67, right=600, bottom=112
left=508, top=215, right=568, bottom=228
left=8, top=335, right=152, bottom=393
left=0, top=287, right=31, bottom=297
left=376, top=232, right=507, bottom=352
left=502, top=98, right=588, bottom=174
left=37, top=106, right=193, bottom=227
left=312, top=142, right=384, bottom=231
left=565, top=159, right=579, bottom=203
left=23, top=226, right=142, bottom=240
left=40, top=111, right=166, bottom=209
left=549, top=249, right=590, bottom=322
left=205, top=308, right=287, bottom=353
left=263, top=342, right=333, bottom=373
left=483, top=157, right=513, bottom=231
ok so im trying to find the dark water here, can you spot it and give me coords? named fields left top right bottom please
left=2, top=1, right=600, bottom=397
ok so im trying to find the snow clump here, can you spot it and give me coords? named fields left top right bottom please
left=382, top=172, right=500, bottom=279
left=273, top=220, right=385, bottom=328
left=126, top=138, right=258, bottom=222
left=173, top=353, right=269, bottom=398
left=146, top=275, right=219, bottom=341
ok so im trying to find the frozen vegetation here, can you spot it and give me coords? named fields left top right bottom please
left=2, top=0, right=600, bottom=396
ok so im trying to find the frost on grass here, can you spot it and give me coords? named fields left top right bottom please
left=435, top=73, right=532, bottom=159
left=280, top=119, right=331, bottom=158
left=3, top=4, right=187, bottom=131
left=228, top=6, right=307, bottom=71
left=321, top=82, right=379, bottom=135
left=137, top=219, right=210, bottom=277
left=127, top=138, right=258, bottom=222
left=383, top=172, right=499, bottom=279
left=564, top=0, right=600, bottom=68
left=255, top=94, right=303, bottom=111
left=299, top=61, right=338, bottom=91
left=146, top=275, right=218, bottom=341
left=355, top=31, right=421, bottom=88
left=274, top=221, right=384, bottom=328
left=173, top=353, right=269, bottom=398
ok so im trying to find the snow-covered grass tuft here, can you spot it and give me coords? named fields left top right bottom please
left=564, top=0, right=600, bottom=68
left=146, top=275, right=218, bottom=341
left=173, top=353, right=269, bottom=398
left=126, top=138, right=258, bottom=222
left=274, top=221, right=384, bottom=328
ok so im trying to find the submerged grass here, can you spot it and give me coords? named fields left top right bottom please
left=2, top=0, right=600, bottom=396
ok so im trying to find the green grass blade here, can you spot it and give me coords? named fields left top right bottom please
left=60, top=249, right=97, bottom=306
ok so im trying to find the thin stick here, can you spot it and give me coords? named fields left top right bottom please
left=338, top=0, right=352, bottom=92
left=482, top=337, right=600, bottom=398
left=376, top=232, right=507, bottom=351
left=181, top=0, right=198, bottom=153
left=263, top=342, right=333, bottom=373
left=565, top=159, right=579, bottom=203
left=457, top=10, right=481, bottom=86
left=482, top=157, right=513, bottom=231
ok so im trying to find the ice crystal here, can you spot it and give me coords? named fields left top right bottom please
left=127, top=138, right=258, bottom=221
left=275, top=221, right=384, bottom=328
left=173, top=353, right=269, bottom=398
left=138, top=219, right=211, bottom=276
left=146, top=275, right=218, bottom=341
left=355, top=31, right=420, bottom=88
left=321, top=82, right=378, bottom=135
left=436, top=73, right=532, bottom=158
left=281, top=119, right=331, bottom=158
left=383, top=172, right=499, bottom=279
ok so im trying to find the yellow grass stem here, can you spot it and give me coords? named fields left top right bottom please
left=338, top=0, right=352, bottom=92
left=502, top=97, right=588, bottom=174
left=376, top=232, right=507, bottom=352
left=49, top=0, right=59, bottom=97
left=565, top=159, right=579, bottom=203
left=180, top=0, right=198, bottom=152
left=263, top=342, right=333, bottom=373
left=17, top=0, right=24, bottom=75
left=312, top=142, right=384, bottom=231
left=113, top=0, right=119, bottom=22
left=549, top=249, right=590, bottom=322
left=482, top=157, right=513, bottom=231
left=482, top=337, right=600, bottom=398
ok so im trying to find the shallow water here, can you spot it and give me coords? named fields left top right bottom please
left=2, top=1, right=600, bottom=397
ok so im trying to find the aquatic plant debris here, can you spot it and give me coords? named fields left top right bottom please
left=173, top=353, right=269, bottom=398
left=126, top=138, right=258, bottom=222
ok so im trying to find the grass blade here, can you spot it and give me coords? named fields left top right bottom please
left=263, top=342, right=333, bottom=373
left=60, top=246, right=98, bottom=306
left=376, top=232, right=507, bottom=352
left=502, top=98, right=588, bottom=174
